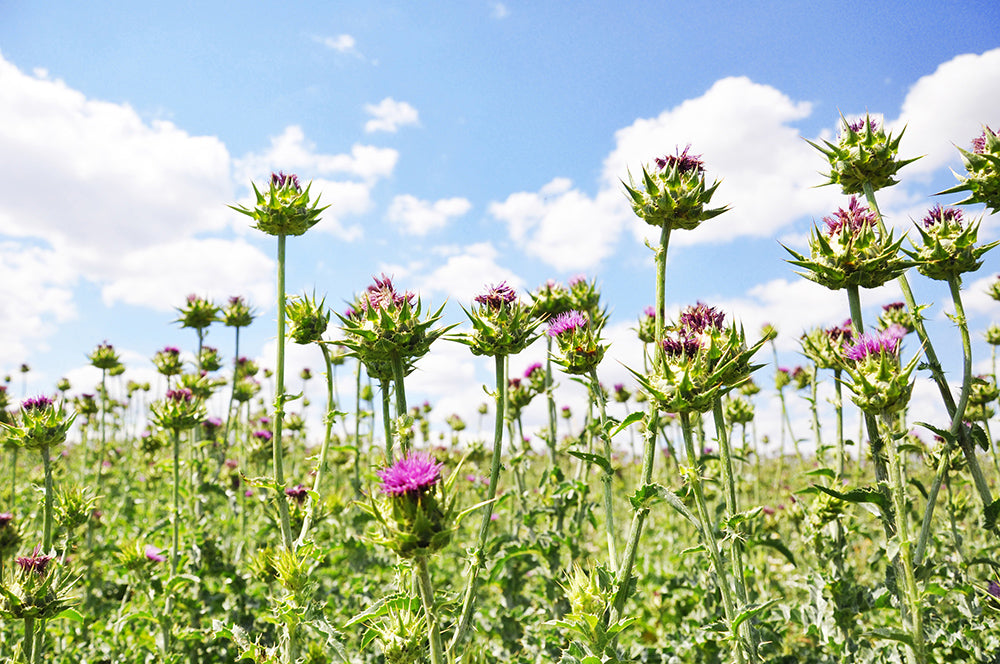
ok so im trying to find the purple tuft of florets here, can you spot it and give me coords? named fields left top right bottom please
left=847, top=117, right=879, bottom=133
left=678, top=302, right=725, bottom=333
left=524, top=363, right=543, bottom=379
left=972, top=127, right=996, bottom=155
left=144, top=545, right=166, bottom=563
left=824, top=196, right=877, bottom=237
left=474, top=282, right=518, bottom=309
left=844, top=330, right=901, bottom=362
left=547, top=310, right=588, bottom=337
left=165, top=388, right=194, bottom=403
left=654, top=145, right=705, bottom=175
left=361, top=273, right=414, bottom=312
left=378, top=452, right=443, bottom=496
left=921, top=204, right=964, bottom=229
left=17, top=550, right=54, bottom=576
left=661, top=333, right=701, bottom=358
left=271, top=171, right=301, bottom=192
left=21, top=395, right=53, bottom=412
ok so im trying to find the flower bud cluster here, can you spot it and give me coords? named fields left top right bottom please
left=636, top=303, right=764, bottom=415
left=624, top=146, right=728, bottom=230
left=809, top=115, right=918, bottom=194
left=785, top=196, right=911, bottom=290
left=229, top=171, right=328, bottom=237
left=904, top=204, right=998, bottom=281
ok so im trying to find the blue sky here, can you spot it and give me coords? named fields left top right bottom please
left=1, top=1, right=1000, bottom=447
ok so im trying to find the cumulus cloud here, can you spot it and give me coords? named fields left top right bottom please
left=892, top=48, right=1000, bottom=175
left=387, top=195, right=471, bottom=235
left=364, top=98, right=420, bottom=134
left=318, top=34, right=363, bottom=58
left=414, top=242, right=525, bottom=303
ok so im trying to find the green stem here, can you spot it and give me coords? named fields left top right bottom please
left=23, top=615, right=35, bottom=664
left=221, top=326, right=242, bottom=460
left=545, top=337, right=558, bottom=465
left=272, top=234, right=294, bottom=552
left=390, top=351, right=409, bottom=456
left=862, top=182, right=994, bottom=512
left=680, top=411, right=745, bottom=664
left=834, top=370, right=845, bottom=480
left=171, top=428, right=181, bottom=576
left=297, top=343, right=336, bottom=546
left=380, top=378, right=394, bottom=462
left=353, top=360, right=362, bottom=494
left=450, top=354, right=507, bottom=654
left=588, top=368, right=619, bottom=573
left=41, top=445, right=53, bottom=551
left=653, top=225, right=671, bottom=372
left=415, top=557, right=444, bottom=664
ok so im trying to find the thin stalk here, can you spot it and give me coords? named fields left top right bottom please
left=680, top=411, right=745, bottom=664
left=41, top=445, right=53, bottom=550
left=221, top=326, right=243, bottom=459
left=415, top=557, right=444, bottom=664
left=653, top=225, right=671, bottom=372
left=545, top=337, right=558, bottom=465
left=296, top=343, right=336, bottom=546
left=353, top=360, right=362, bottom=493
left=390, top=351, right=410, bottom=456
left=23, top=615, right=35, bottom=664
left=272, top=234, right=294, bottom=552
left=587, top=368, right=619, bottom=573
left=833, top=369, right=845, bottom=480
left=862, top=182, right=994, bottom=511
left=380, top=378, right=394, bottom=462
left=449, top=354, right=506, bottom=654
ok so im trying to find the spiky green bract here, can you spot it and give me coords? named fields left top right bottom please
left=549, top=564, right=634, bottom=663
left=363, top=454, right=459, bottom=559
left=799, top=321, right=853, bottom=371
left=840, top=330, right=919, bottom=416
left=808, top=115, right=919, bottom=194
left=286, top=291, right=331, bottom=345
left=528, top=279, right=574, bottom=319
left=2, top=398, right=75, bottom=451
left=633, top=321, right=765, bottom=416
left=903, top=207, right=998, bottom=282
left=784, top=217, right=912, bottom=290
left=337, top=292, right=451, bottom=383
left=174, top=294, right=219, bottom=331
left=229, top=173, right=328, bottom=237
left=622, top=150, right=728, bottom=230
left=453, top=293, right=540, bottom=359
left=939, top=127, right=1000, bottom=213
left=87, top=342, right=122, bottom=372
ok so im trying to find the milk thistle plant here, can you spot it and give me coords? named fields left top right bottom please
left=939, top=125, right=1000, bottom=214
left=530, top=279, right=575, bottom=463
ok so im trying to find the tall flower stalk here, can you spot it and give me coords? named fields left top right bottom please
left=449, top=282, right=538, bottom=653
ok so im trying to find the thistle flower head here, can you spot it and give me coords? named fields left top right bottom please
left=3, top=396, right=75, bottom=450
left=547, top=310, right=588, bottom=337
left=88, top=341, right=123, bottom=372
left=149, top=387, right=205, bottom=432
left=809, top=114, right=918, bottom=194
left=800, top=320, right=853, bottom=370
left=636, top=305, right=658, bottom=344
left=286, top=291, right=331, bottom=345
left=229, top=171, right=327, bottom=237
left=144, top=545, right=166, bottom=563
left=456, top=282, right=539, bottom=358
left=841, top=329, right=917, bottom=415
left=877, top=302, right=914, bottom=334
left=16, top=550, right=54, bottom=576
left=547, top=310, right=607, bottom=375
left=223, top=296, right=256, bottom=328
left=785, top=197, right=911, bottom=290
left=678, top=302, right=725, bottom=334
left=939, top=126, right=1000, bottom=213
left=904, top=204, right=998, bottom=281
left=378, top=453, right=443, bottom=496
left=624, top=145, right=728, bottom=230
left=474, top=281, right=518, bottom=309
left=152, top=346, right=184, bottom=377
left=198, top=345, right=223, bottom=372
left=175, top=294, right=219, bottom=331
left=529, top=279, right=573, bottom=319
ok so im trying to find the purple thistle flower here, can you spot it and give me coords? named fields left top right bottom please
left=654, top=145, right=705, bottom=175
left=0, top=512, right=13, bottom=527
left=21, top=395, right=53, bottom=412
left=882, top=302, right=904, bottom=312
left=547, top=310, right=588, bottom=337
left=844, top=330, right=901, bottom=362
left=823, top=196, right=877, bottom=237
left=643, top=306, right=656, bottom=318
left=568, top=274, right=587, bottom=287
left=378, top=452, right=443, bottom=496
left=285, top=484, right=309, bottom=505
left=361, top=273, right=414, bottom=312
left=271, top=171, right=301, bottom=192
left=144, top=545, right=166, bottom=563
left=988, top=580, right=1000, bottom=599
left=524, top=363, right=543, bottom=379
left=678, top=302, right=725, bottom=333
left=253, top=429, right=273, bottom=442
left=474, top=282, right=518, bottom=309
left=165, top=388, right=193, bottom=403
left=921, top=204, right=964, bottom=228
left=972, top=126, right=996, bottom=155
left=847, top=117, right=878, bottom=133
left=17, top=549, right=54, bottom=576
left=661, top=333, right=701, bottom=358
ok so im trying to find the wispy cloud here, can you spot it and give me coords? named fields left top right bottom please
left=387, top=195, right=471, bottom=235
left=363, top=97, right=420, bottom=133
left=318, top=33, right=363, bottom=57
left=490, top=3, right=509, bottom=19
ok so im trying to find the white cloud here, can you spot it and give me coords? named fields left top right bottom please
left=0, top=54, right=234, bottom=259
left=319, top=34, right=361, bottom=57
left=364, top=98, right=420, bottom=134
left=387, top=195, right=471, bottom=235
left=0, top=241, right=77, bottom=366
left=414, top=242, right=525, bottom=303
left=100, top=238, right=274, bottom=312
left=490, top=3, right=509, bottom=19
left=489, top=178, right=630, bottom=271
left=892, top=48, right=1000, bottom=175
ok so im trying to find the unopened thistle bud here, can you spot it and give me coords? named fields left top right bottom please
left=223, top=295, right=256, bottom=328
left=286, top=292, right=331, bottom=345
left=3, top=396, right=75, bottom=450
left=840, top=329, right=918, bottom=415
left=175, top=294, right=219, bottom=331
left=809, top=114, right=919, bottom=194
left=455, top=282, right=539, bottom=358
left=149, top=388, right=205, bottom=432
left=904, top=204, right=998, bottom=281
left=938, top=126, right=1000, bottom=214
left=229, top=171, right=328, bottom=237
left=152, top=346, right=184, bottom=377
left=88, top=341, right=123, bottom=372
left=529, top=280, right=573, bottom=319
